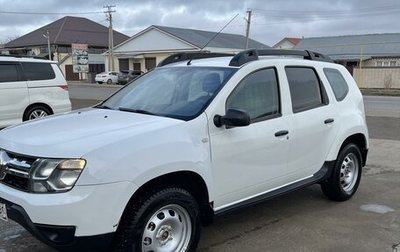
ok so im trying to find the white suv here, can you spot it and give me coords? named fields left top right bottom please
left=0, top=50, right=368, bottom=251
left=0, top=56, right=71, bottom=128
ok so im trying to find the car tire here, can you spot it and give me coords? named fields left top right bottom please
left=23, top=105, right=52, bottom=121
left=321, top=143, right=362, bottom=201
left=97, top=81, right=102, bottom=84
left=107, top=79, right=113, bottom=84
left=113, top=187, right=201, bottom=252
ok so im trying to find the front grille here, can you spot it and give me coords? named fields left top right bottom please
left=0, top=150, right=37, bottom=191
left=3, top=174, right=29, bottom=191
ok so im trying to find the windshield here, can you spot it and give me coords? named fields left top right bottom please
left=102, top=66, right=237, bottom=120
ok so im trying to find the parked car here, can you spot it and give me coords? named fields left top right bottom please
left=0, top=50, right=369, bottom=251
left=118, top=70, right=144, bottom=85
left=0, top=56, right=71, bottom=128
left=95, top=71, right=119, bottom=84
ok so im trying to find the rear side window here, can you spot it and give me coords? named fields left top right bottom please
left=21, top=62, right=55, bottom=81
left=0, top=64, right=20, bottom=82
left=324, top=68, right=349, bottom=101
left=285, top=67, right=327, bottom=113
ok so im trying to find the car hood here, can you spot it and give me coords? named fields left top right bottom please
left=0, top=108, right=183, bottom=158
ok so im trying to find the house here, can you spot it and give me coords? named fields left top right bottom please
left=108, top=25, right=270, bottom=72
left=273, top=37, right=301, bottom=49
left=294, top=33, right=400, bottom=89
left=3, top=16, right=129, bottom=80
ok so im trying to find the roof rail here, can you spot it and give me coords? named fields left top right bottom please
left=0, top=54, right=47, bottom=60
left=229, top=49, right=333, bottom=66
left=158, top=51, right=234, bottom=67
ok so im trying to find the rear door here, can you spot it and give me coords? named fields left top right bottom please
left=0, top=61, right=29, bottom=127
left=284, top=66, right=338, bottom=181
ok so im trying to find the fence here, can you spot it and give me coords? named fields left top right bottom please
left=353, top=67, right=400, bottom=89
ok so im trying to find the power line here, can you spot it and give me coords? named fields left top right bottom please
left=248, top=9, right=400, bottom=27
left=0, top=10, right=103, bottom=15
left=252, top=4, right=400, bottom=15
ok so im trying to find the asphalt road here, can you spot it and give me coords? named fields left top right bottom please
left=0, top=84, right=399, bottom=251
left=364, top=95, right=400, bottom=118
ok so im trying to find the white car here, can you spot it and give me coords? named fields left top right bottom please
left=95, top=71, right=119, bottom=84
left=0, top=56, right=71, bottom=128
left=0, top=50, right=369, bottom=251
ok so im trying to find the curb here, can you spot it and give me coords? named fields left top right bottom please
left=67, top=82, right=122, bottom=88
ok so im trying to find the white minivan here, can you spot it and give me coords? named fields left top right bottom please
left=0, top=56, right=71, bottom=128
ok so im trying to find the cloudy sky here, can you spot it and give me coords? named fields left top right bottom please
left=0, top=0, right=399, bottom=46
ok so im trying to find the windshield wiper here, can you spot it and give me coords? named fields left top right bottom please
left=118, top=107, right=157, bottom=116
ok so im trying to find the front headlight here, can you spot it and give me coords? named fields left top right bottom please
left=31, top=158, right=86, bottom=193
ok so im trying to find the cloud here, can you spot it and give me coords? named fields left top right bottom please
left=0, top=0, right=399, bottom=46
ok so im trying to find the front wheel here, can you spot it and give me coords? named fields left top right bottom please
left=321, top=143, right=362, bottom=201
left=113, top=187, right=201, bottom=252
left=107, top=79, right=113, bottom=84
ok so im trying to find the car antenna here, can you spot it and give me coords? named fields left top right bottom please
left=187, top=13, right=239, bottom=65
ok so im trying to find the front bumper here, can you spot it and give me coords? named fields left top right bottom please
left=1, top=197, right=113, bottom=251
left=0, top=181, right=137, bottom=249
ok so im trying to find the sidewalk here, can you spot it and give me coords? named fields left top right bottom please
left=364, top=138, right=400, bottom=175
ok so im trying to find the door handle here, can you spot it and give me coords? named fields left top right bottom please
left=274, top=130, right=289, bottom=137
left=324, top=118, right=334, bottom=124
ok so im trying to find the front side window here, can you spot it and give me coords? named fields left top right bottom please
left=103, top=67, right=237, bottom=120
left=21, top=62, right=55, bottom=81
left=285, top=67, right=326, bottom=113
left=227, top=68, right=280, bottom=122
left=324, top=68, right=349, bottom=101
left=0, top=64, right=19, bottom=83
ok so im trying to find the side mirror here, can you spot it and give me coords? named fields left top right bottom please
left=214, top=108, right=251, bottom=128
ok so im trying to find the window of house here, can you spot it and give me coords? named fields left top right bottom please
left=0, top=64, right=20, bottom=83
left=226, top=68, right=280, bottom=122
left=323, top=68, right=349, bottom=101
left=285, top=67, right=327, bottom=113
left=377, top=60, right=397, bottom=67
left=21, top=62, right=55, bottom=81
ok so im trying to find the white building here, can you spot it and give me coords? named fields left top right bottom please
left=107, top=25, right=270, bottom=72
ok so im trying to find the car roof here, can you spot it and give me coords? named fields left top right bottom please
left=158, top=49, right=336, bottom=69
left=166, top=56, right=338, bottom=68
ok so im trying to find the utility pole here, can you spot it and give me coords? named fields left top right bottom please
left=104, top=5, right=116, bottom=71
left=244, top=9, right=252, bottom=49
left=43, top=30, right=51, bottom=61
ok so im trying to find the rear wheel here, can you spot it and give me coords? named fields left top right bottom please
left=24, top=105, right=52, bottom=121
left=113, top=187, right=201, bottom=252
left=321, top=143, right=362, bottom=201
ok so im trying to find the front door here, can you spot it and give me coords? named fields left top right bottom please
left=209, top=68, right=290, bottom=209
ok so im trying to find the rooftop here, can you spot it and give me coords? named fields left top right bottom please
left=153, top=25, right=269, bottom=49
left=295, top=33, right=400, bottom=60
left=5, top=16, right=129, bottom=48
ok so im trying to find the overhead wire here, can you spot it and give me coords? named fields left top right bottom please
left=0, top=11, right=103, bottom=15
